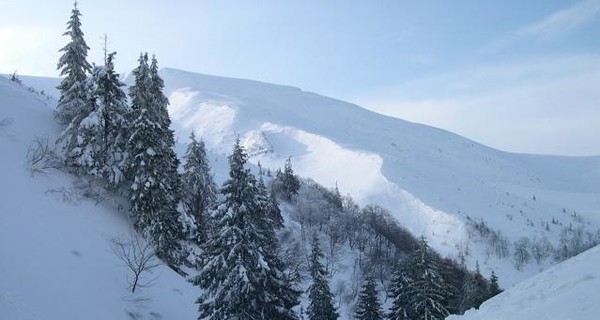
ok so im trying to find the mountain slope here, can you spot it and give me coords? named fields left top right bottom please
left=0, top=76, right=197, bottom=319
left=448, top=244, right=600, bottom=320
left=11, top=69, right=600, bottom=289
left=157, top=68, right=600, bottom=285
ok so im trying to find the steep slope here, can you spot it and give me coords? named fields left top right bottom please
left=448, top=244, right=600, bottom=320
left=157, top=68, right=600, bottom=285
left=0, top=77, right=197, bottom=319
left=13, top=70, right=600, bottom=288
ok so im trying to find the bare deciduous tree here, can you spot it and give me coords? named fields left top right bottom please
left=110, top=233, right=161, bottom=293
left=513, top=237, right=531, bottom=270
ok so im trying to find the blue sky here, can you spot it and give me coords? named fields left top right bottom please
left=2, top=0, right=599, bottom=155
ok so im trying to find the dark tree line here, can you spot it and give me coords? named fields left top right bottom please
left=276, top=175, right=502, bottom=319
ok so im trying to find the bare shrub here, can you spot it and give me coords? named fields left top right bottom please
left=0, top=117, right=14, bottom=140
left=110, top=233, right=161, bottom=293
left=26, top=136, right=60, bottom=175
left=44, top=186, right=83, bottom=204
left=0, top=117, right=12, bottom=129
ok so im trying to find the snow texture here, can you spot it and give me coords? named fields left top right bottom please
left=156, top=68, right=600, bottom=286
left=0, top=76, right=196, bottom=320
left=448, top=245, right=600, bottom=320
left=6, top=68, right=600, bottom=319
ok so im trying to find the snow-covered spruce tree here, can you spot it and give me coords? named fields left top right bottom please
left=488, top=271, right=502, bottom=298
left=193, top=140, right=299, bottom=320
left=91, top=52, right=129, bottom=187
left=276, top=157, right=300, bottom=201
left=459, top=262, right=489, bottom=312
left=355, top=277, right=383, bottom=320
left=307, top=235, right=339, bottom=320
left=127, top=53, right=183, bottom=264
left=459, top=274, right=484, bottom=312
left=438, top=257, right=464, bottom=315
left=58, top=75, right=96, bottom=175
left=387, top=265, right=413, bottom=320
left=64, top=52, right=128, bottom=184
left=148, top=54, right=181, bottom=201
left=56, top=1, right=92, bottom=125
left=255, top=176, right=301, bottom=315
left=181, top=132, right=218, bottom=243
left=257, top=177, right=284, bottom=229
left=406, top=237, right=449, bottom=320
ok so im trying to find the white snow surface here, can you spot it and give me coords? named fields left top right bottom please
left=0, top=77, right=197, bottom=319
left=10, top=70, right=600, bottom=289
left=4, top=69, right=600, bottom=319
left=156, top=68, right=600, bottom=285
left=448, top=244, right=600, bottom=320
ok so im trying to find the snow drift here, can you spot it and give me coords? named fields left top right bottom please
left=448, top=244, right=600, bottom=320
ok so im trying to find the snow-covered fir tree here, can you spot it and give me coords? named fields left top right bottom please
left=488, top=271, right=502, bottom=297
left=257, top=177, right=284, bottom=229
left=193, top=140, right=299, bottom=320
left=406, top=237, right=449, bottom=320
left=127, top=53, right=183, bottom=264
left=387, top=265, right=413, bottom=320
left=437, top=257, right=463, bottom=315
left=254, top=176, right=301, bottom=317
left=181, top=132, right=218, bottom=243
left=91, top=52, right=129, bottom=187
left=307, top=235, right=339, bottom=320
left=56, top=1, right=92, bottom=125
left=355, top=277, right=383, bottom=320
left=55, top=2, right=95, bottom=169
left=64, top=52, right=128, bottom=184
left=461, top=262, right=491, bottom=312
left=276, top=157, right=300, bottom=201
left=148, top=54, right=181, bottom=202
left=58, top=75, right=96, bottom=175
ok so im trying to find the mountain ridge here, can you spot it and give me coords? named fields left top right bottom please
left=157, top=67, right=600, bottom=286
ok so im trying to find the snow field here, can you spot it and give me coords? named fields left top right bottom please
left=0, top=76, right=197, bottom=320
left=448, top=245, right=600, bottom=320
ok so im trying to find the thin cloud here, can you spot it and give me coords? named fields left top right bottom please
left=351, top=55, right=600, bottom=156
left=518, top=0, right=600, bottom=39
left=483, top=0, right=600, bottom=53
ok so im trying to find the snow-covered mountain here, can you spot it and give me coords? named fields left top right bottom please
left=4, top=69, right=600, bottom=319
left=8, top=69, right=600, bottom=289
left=157, top=68, right=600, bottom=285
left=448, top=244, right=600, bottom=320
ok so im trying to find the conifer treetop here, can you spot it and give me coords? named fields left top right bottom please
left=56, top=1, right=92, bottom=124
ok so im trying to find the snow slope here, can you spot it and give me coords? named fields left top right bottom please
left=12, top=70, right=600, bottom=289
left=448, top=244, right=600, bottom=320
left=157, top=68, right=600, bottom=285
left=0, top=77, right=197, bottom=319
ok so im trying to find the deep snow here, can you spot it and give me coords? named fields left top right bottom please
left=157, top=68, right=600, bottom=286
left=0, top=76, right=197, bottom=319
left=448, top=244, right=600, bottom=320
left=3, top=68, right=600, bottom=319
